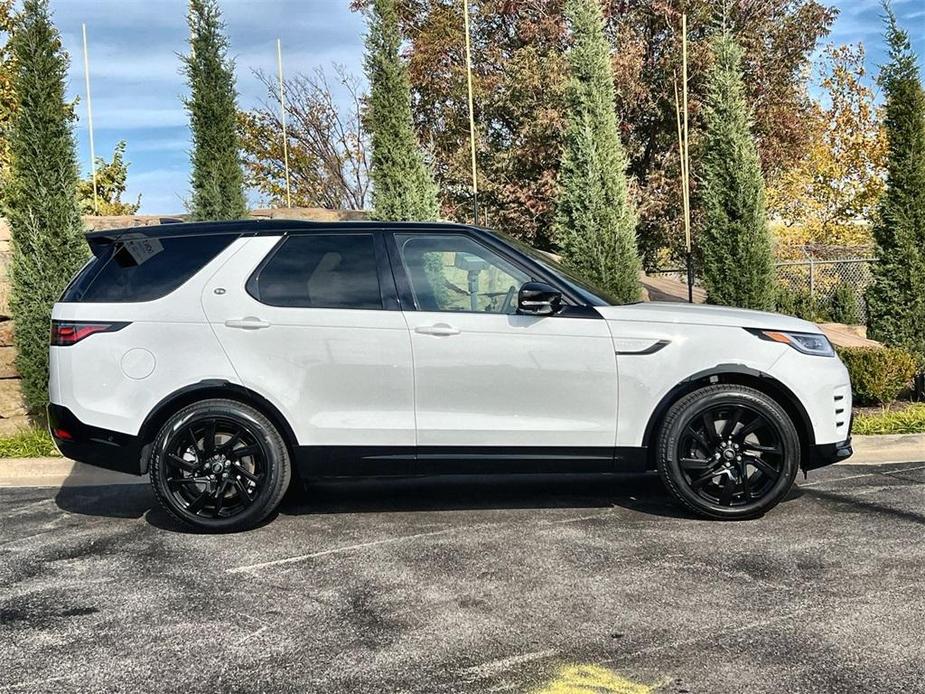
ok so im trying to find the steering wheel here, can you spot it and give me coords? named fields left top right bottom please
left=499, top=285, right=517, bottom=314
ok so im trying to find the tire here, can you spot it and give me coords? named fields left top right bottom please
left=149, top=399, right=291, bottom=532
left=656, top=384, right=800, bottom=520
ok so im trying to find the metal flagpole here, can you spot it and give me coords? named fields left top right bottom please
left=462, top=0, right=479, bottom=225
left=682, top=13, right=693, bottom=303
left=277, top=39, right=292, bottom=209
left=82, top=23, right=99, bottom=214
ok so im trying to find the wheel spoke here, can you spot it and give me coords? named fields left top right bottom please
left=701, top=412, right=720, bottom=444
left=167, top=453, right=199, bottom=473
left=718, top=476, right=737, bottom=505
left=746, top=454, right=780, bottom=481
left=216, top=431, right=242, bottom=455
left=187, top=426, right=202, bottom=459
left=721, top=407, right=743, bottom=439
left=742, top=441, right=782, bottom=455
left=690, top=467, right=722, bottom=489
left=202, top=420, right=217, bottom=457
left=680, top=457, right=713, bottom=470
left=228, top=445, right=260, bottom=461
left=233, top=479, right=254, bottom=505
left=212, top=480, right=228, bottom=517
left=740, top=466, right=751, bottom=499
left=187, top=491, right=210, bottom=514
left=735, top=415, right=764, bottom=441
left=167, top=476, right=210, bottom=488
left=233, top=462, right=260, bottom=483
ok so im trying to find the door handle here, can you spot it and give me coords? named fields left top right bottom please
left=414, top=323, right=461, bottom=336
left=224, top=317, right=271, bottom=330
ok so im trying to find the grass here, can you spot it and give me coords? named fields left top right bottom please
left=853, top=403, right=925, bottom=436
left=0, top=427, right=60, bottom=458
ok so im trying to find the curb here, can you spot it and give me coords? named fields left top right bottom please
left=0, top=433, right=922, bottom=489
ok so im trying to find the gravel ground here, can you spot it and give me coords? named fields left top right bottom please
left=1, top=462, right=924, bottom=693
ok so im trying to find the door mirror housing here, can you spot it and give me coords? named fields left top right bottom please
left=517, top=281, right=563, bottom=316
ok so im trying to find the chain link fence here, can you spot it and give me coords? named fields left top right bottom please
left=650, top=246, right=878, bottom=325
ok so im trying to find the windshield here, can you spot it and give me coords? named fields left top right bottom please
left=490, top=230, right=621, bottom=306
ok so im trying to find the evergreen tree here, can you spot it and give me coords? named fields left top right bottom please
left=364, top=0, right=439, bottom=221
left=183, top=0, right=246, bottom=220
left=866, top=5, right=925, bottom=359
left=554, top=0, right=641, bottom=304
left=3, top=0, right=88, bottom=413
left=697, top=33, right=775, bottom=311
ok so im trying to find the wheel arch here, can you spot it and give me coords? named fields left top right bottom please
left=137, top=380, right=299, bottom=474
left=641, top=365, right=815, bottom=470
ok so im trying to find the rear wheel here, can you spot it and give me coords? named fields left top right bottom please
left=656, top=384, right=800, bottom=520
left=149, top=399, right=291, bottom=532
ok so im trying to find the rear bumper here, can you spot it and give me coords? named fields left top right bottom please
left=47, top=404, right=144, bottom=476
left=805, top=438, right=853, bottom=471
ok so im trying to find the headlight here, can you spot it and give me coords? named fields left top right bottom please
left=747, top=329, right=835, bottom=357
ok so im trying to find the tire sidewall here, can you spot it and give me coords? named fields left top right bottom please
left=658, top=387, right=800, bottom=520
left=150, top=400, right=290, bottom=532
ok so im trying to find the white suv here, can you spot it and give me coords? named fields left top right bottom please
left=49, top=221, right=853, bottom=531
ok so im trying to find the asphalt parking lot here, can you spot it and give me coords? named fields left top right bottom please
left=2, top=462, right=924, bottom=693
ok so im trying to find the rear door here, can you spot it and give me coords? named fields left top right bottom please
left=201, top=231, right=415, bottom=474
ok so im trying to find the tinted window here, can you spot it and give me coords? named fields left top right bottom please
left=249, top=234, right=382, bottom=309
left=61, top=233, right=236, bottom=303
left=395, top=233, right=532, bottom=314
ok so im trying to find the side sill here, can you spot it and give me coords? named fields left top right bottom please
left=294, top=446, right=648, bottom=478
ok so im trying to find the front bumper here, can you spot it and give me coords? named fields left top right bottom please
left=805, top=437, right=853, bottom=471
left=47, top=404, right=144, bottom=476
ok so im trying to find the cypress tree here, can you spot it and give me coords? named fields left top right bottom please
left=866, top=5, right=925, bottom=359
left=183, top=0, right=246, bottom=221
left=4, top=0, right=88, bottom=413
left=364, top=0, right=439, bottom=222
left=554, top=0, right=641, bottom=304
left=697, top=33, right=775, bottom=311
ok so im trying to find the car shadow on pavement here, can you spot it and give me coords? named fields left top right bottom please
left=52, top=471, right=806, bottom=531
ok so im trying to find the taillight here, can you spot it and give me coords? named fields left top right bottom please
left=50, top=321, right=129, bottom=346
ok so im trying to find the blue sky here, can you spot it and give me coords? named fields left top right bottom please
left=51, top=0, right=925, bottom=214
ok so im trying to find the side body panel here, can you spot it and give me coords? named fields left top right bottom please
left=49, top=239, right=248, bottom=435
left=606, top=316, right=852, bottom=447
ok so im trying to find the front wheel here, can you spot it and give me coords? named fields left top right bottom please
left=656, top=384, right=800, bottom=520
left=149, top=399, right=291, bottom=532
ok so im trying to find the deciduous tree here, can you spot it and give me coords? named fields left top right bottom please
left=767, top=44, right=886, bottom=249
left=77, top=140, right=141, bottom=215
left=239, top=66, right=370, bottom=210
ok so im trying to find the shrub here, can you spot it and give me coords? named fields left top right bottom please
left=775, top=286, right=828, bottom=322
left=854, top=404, right=925, bottom=435
left=838, top=346, right=919, bottom=405
left=828, top=284, right=862, bottom=325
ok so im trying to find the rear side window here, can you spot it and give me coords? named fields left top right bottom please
left=247, top=234, right=382, bottom=309
left=62, top=233, right=236, bottom=303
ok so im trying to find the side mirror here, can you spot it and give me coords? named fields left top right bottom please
left=517, top=281, right=562, bottom=316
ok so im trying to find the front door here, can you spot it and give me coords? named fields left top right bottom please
left=389, top=231, right=618, bottom=472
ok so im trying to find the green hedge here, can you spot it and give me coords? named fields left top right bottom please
left=838, top=346, right=919, bottom=405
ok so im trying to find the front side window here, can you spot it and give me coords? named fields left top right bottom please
left=395, top=234, right=532, bottom=314
left=248, top=234, right=382, bottom=309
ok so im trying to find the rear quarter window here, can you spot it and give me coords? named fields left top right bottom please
left=61, top=233, right=237, bottom=303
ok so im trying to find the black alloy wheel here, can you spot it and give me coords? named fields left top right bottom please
left=657, top=384, right=800, bottom=519
left=150, top=399, right=291, bottom=532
